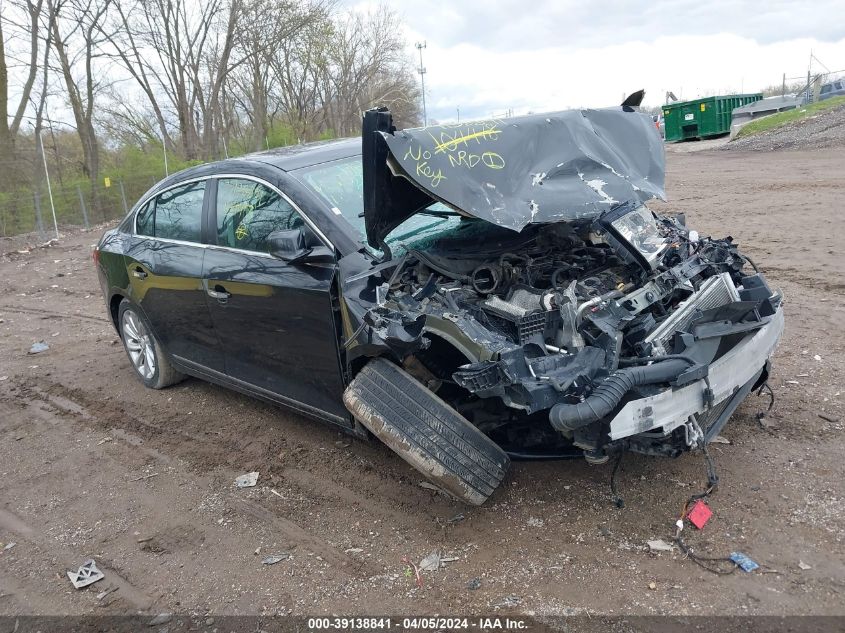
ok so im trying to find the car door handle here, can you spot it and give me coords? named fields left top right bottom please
left=207, top=288, right=231, bottom=300
left=204, top=282, right=231, bottom=302
left=132, top=267, right=147, bottom=279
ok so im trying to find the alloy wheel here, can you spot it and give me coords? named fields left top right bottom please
left=121, top=310, right=156, bottom=380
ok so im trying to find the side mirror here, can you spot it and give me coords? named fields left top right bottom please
left=267, top=227, right=334, bottom=264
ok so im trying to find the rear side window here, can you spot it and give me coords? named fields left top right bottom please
left=215, top=178, right=303, bottom=252
left=135, top=181, right=206, bottom=242
left=135, top=199, right=154, bottom=236
left=821, top=84, right=832, bottom=94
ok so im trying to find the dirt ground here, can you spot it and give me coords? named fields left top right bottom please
left=0, top=147, right=843, bottom=618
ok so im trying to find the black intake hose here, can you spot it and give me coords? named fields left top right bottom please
left=549, top=359, right=690, bottom=432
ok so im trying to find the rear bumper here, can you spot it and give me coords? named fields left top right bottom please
left=608, top=306, right=785, bottom=441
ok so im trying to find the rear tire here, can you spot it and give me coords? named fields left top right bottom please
left=343, top=357, right=510, bottom=505
left=118, top=299, right=184, bottom=390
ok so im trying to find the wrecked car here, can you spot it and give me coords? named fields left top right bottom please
left=95, top=99, right=784, bottom=505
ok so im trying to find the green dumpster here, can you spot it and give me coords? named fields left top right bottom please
left=662, top=94, right=762, bottom=141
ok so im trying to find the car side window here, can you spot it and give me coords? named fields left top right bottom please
left=215, top=178, right=304, bottom=253
left=152, top=181, right=205, bottom=242
left=135, top=199, right=155, bottom=236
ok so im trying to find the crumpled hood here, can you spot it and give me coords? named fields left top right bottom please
left=363, top=106, right=666, bottom=246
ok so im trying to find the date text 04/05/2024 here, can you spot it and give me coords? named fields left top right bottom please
left=306, top=618, right=529, bottom=630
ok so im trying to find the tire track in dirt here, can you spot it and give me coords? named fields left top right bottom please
left=0, top=505, right=155, bottom=611
left=23, top=375, right=463, bottom=532
left=15, top=378, right=426, bottom=579
left=0, top=304, right=106, bottom=324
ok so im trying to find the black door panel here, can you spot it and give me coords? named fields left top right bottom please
left=202, top=247, right=348, bottom=423
left=124, top=239, right=224, bottom=371
left=123, top=179, right=223, bottom=371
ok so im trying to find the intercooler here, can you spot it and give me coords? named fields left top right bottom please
left=644, top=272, right=740, bottom=355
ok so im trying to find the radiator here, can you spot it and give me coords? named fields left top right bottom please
left=644, top=272, right=740, bottom=355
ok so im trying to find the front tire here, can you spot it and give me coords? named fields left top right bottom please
left=118, top=299, right=184, bottom=389
left=343, top=357, right=510, bottom=505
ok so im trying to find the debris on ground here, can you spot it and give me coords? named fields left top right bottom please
left=647, top=539, right=674, bottom=553
left=28, top=341, right=49, bottom=354
left=729, top=552, right=759, bottom=573
left=2, top=542, right=16, bottom=552
left=234, top=472, right=259, bottom=488
left=419, top=552, right=441, bottom=571
left=148, top=613, right=172, bottom=626
left=648, top=581, right=657, bottom=590
left=495, top=596, right=522, bottom=608
left=447, top=513, right=466, bottom=524
left=467, top=578, right=481, bottom=590
left=96, top=586, right=118, bottom=601
left=798, top=560, right=812, bottom=571
left=261, top=553, right=291, bottom=565
left=344, top=547, right=364, bottom=554
left=527, top=517, right=545, bottom=527
left=711, top=435, right=731, bottom=445
left=131, top=472, right=159, bottom=482
left=67, top=559, right=104, bottom=588
left=417, top=551, right=459, bottom=572
left=418, top=481, right=441, bottom=492
left=687, top=500, right=713, bottom=529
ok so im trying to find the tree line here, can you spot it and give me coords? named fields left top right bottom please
left=0, top=0, right=421, bottom=231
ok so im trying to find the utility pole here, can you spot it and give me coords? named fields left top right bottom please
left=456, top=106, right=460, bottom=123
left=415, top=41, right=428, bottom=127
left=159, top=124, right=169, bottom=176
left=31, top=123, right=59, bottom=239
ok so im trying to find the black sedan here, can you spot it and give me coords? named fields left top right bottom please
left=96, top=106, right=783, bottom=505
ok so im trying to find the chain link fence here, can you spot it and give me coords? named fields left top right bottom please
left=0, top=171, right=164, bottom=239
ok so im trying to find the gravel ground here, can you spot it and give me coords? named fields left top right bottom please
left=724, top=102, right=845, bottom=152
left=0, top=148, right=843, bottom=617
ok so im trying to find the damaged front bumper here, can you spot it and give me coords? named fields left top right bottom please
left=609, top=306, right=783, bottom=447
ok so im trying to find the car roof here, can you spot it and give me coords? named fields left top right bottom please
left=152, top=138, right=362, bottom=191
left=245, top=137, right=360, bottom=171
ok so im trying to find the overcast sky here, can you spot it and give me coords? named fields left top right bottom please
left=354, top=0, right=845, bottom=122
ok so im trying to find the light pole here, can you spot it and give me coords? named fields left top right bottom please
left=31, top=122, right=60, bottom=239
left=159, top=125, right=169, bottom=176
left=415, top=41, right=428, bottom=127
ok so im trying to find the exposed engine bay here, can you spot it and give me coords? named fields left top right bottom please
left=346, top=203, right=782, bottom=462
left=336, top=103, right=784, bottom=501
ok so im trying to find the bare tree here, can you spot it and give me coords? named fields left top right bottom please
left=230, top=0, right=331, bottom=150
left=99, top=0, right=175, bottom=153
left=102, top=0, right=244, bottom=160
left=269, top=6, right=332, bottom=141
left=0, top=0, right=45, bottom=195
left=317, top=7, right=420, bottom=136
left=47, top=0, right=110, bottom=210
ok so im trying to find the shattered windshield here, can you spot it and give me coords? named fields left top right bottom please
left=294, top=155, right=468, bottom=254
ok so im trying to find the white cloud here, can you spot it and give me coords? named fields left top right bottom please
left=352, top=0, right=845, bottom=122
left=401, top=31, right=845, bottom=121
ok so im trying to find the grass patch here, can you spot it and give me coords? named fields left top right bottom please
left=736, top=96, right=845, bottom=138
